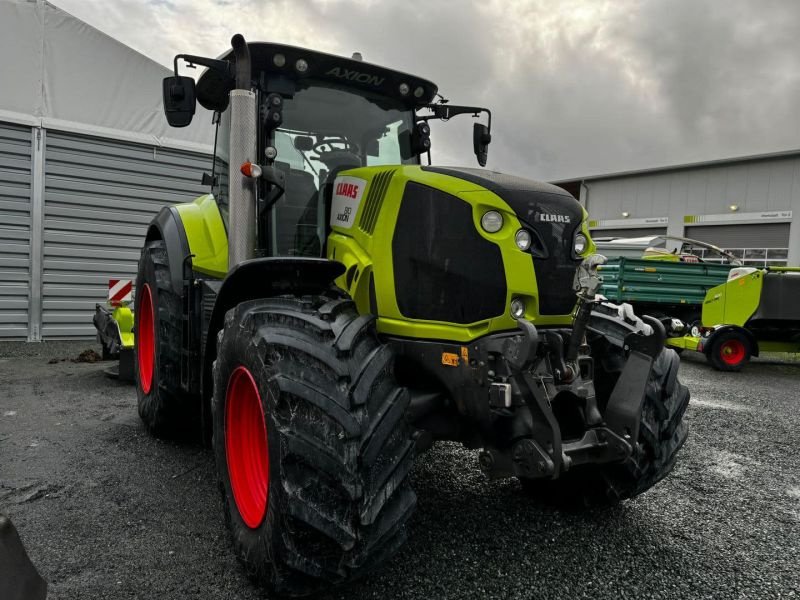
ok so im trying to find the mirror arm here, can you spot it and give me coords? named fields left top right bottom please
left=173, top=54, right=232, bottom=79
left=413, top=104, right=493, bottom=166
left=422, top=104, right=488, bottom=121
left=418, top=104, right=492, bottom=134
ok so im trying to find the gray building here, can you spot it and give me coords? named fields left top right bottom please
left=554, top=149, right=800, bottom=266
left=0, top=0, right=214, bottom=341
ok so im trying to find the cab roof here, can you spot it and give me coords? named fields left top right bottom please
left=196, top=42, right=438, bottom=111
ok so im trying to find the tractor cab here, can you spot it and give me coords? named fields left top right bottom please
left=164, top=39, right=491, bottom=259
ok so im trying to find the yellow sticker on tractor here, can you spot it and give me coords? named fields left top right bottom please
left=460, top=346, right=469, bottom=362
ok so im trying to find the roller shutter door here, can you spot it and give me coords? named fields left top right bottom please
left=685, top=223, right=789, bottom=248
left=41, top=131, right=211, bottom=338
left=686, top=223, right=790, bottom=266
left=0, top=123, right=32, bottom=339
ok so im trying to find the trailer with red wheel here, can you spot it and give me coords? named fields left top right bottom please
left=666, top=267, right=800, bottom=370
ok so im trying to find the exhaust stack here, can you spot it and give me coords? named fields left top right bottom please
left=227, top=34, right=257, bottom=268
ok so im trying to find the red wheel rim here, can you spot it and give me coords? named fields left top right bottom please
left=225, top=366, right=269, bottom=529
left=719, top=339, right=746, bottom=366
left=138, top=283, right=155, bottom=394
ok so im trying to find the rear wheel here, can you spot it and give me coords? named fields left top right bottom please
left=708, top=330, right=751, bottom=371
left=134, top=239, right=188, bottom=437
left=212, top=296, right=416, bottom=597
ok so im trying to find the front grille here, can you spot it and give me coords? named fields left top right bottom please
left=528, top=217, right=581, bottom=315
left=392, top=182, right=507, bottom=324
left=359, top=169, right=395, bottom=234
left=417, top=165, right=584, bottom=317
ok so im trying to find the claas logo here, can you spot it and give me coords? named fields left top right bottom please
left=336, top=182, right=360, bottom=199
left=534, top=212, right=571, bottom=224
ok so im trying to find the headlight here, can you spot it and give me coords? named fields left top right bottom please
left=515, top=229, right=532, bottom=251
left=481, top=210, right=503, bottom=233
left=510, top=297, right=526, bottom=319
left=574, top=233, right=588, bottom=254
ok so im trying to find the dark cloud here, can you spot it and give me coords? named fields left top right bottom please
left=628, top=1, right=800, bottom=158
left=54, top=0, right=800, bottom=180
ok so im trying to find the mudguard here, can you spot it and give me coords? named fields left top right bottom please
left=145, top=206, right=191, bottom=294
left=0, top=514, right=47, bottom=600
left=199, top=257, right=345, bottom=432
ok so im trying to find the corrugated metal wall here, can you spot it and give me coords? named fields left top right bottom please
left=0, top=123, right=32, bottom=338
left=42, top=131, right=211, bottom=338
left=585, top=156, right=800, bottom=221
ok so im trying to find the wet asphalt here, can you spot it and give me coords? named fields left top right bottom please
left=0, top=341, right=798, bottom=599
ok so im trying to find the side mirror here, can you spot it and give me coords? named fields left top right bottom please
left=162, top=76, right=196, bottom=127
left=473, top=123, right=491, bottom=167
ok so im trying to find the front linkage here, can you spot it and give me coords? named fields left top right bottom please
left=478, top=304, right=664, bottom=482
left=495, top=258, right=663, bottom=481
left=396, top=255, right=674, bottom=487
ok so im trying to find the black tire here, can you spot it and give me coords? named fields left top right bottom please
left=522, top=304, right=690, bottom=507
left=212, top=296, right=416, bottom=597
left=134, top=239, right=188, bottom=437
left=707, top=330, right=751, bottom=371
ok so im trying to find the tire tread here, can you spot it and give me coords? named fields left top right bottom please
left=212, top=296, right=415, bottom=596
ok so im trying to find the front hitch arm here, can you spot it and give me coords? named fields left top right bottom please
left=603, top=328, right=663, bottom=444
left=566, top=254, right=607, bottom=362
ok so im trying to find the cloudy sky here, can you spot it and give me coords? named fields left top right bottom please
left=54, top=0, right=800, bottom=181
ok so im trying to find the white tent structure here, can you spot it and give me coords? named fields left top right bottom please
left=0, top=0, right=215, bottom=340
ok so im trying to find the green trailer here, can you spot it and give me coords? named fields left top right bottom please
left=598, top=257, right=735, bottom=331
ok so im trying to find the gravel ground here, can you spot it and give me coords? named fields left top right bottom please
left=1, top=341, right=798, bottom=599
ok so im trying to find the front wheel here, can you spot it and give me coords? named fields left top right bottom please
left=212, top=296, right=416, bottom=597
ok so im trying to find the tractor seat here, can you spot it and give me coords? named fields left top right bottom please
left=273, top=163, right=319, bottom=256
left=294, top=162, right=362, bottom=258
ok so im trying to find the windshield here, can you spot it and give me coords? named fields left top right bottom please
left=268, top=83, right=416, bottom=257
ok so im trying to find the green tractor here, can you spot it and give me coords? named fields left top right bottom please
left=137, top=35, right=690, bottom=596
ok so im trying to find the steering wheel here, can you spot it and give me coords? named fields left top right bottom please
left=312, top=137, right=354, bottom=154
left=311, top=137, right=363, bottom=169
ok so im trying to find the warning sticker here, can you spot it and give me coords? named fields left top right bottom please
left=330, top=176, right=366, bottom=230
left=441, top=352, right=460, bottom=367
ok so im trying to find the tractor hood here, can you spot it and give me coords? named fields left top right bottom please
left=422, top=167, right=583, bottom=227
left=421, top=167, right=585, bottom=315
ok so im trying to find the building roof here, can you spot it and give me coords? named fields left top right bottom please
left=0, top=0, right=213, bottom=152
left=552, top=147, right=800, bottom=186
